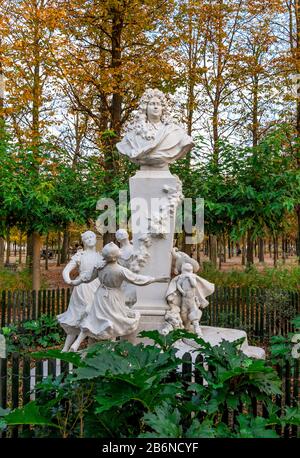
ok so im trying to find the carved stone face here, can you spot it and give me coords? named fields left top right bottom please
left=82, top=232, right=96, bottom=248
left=146, top=97, right=163, bottom=121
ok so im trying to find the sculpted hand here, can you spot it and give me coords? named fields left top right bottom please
left=155, top=276, right=170, bottom=283
left=70, top=277, right=82, bottom=286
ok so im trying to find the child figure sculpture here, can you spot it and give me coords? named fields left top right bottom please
left=69, top=242, right=169, bottom=352
left=175, top=263, right=205, bottom=336
left=115, top=228, right=137, bottom=307
left=57, top=231, right=102, bottom=352
left=162, top=262, right=215, bottom=337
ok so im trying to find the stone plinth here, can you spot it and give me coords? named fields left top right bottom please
left=174, top=326, right=265, bottom=360
left=130, top=168, right=182, bottom=316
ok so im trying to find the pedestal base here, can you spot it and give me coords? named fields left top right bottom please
left=124, top=322, right=265, bottom=360
left=122, top=312, right=166, bottom=345
left=175, top=326, right=265, bottom=360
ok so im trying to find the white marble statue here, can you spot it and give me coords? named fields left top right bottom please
left=115, top=228, right=137, bottom=306
left=162, top=262, right=215, bottom=337
left=68, top=242, right=170, bottom=351
left=57, top=231, right=102, bottom=352
left=172, top=247, right=200, bottom=275
left=116, top=88, right=194, bottom=169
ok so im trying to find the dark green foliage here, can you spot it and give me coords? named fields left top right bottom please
left=171, top=128, right=300, bottom=241
left=1, top=315, right=64, bottom=354
left=200, top=262, right=300, bottom=291
left=1, top=329, right=298, bottom=438
left=270, top=314, right=300, bottom=363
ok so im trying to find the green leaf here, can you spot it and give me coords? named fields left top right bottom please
left=31, top=349, right=84, bottom=367
left=237, top=415, right=279, bottom=438
left=4, top=401, right=59, bottom=428
left=139, top=402, right=182, bottom=438
left=186, top=418, right=216, bottom=438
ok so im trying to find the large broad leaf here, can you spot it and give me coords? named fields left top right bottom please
left=76, top=341, right=178, bottom=387
left=291, top=315, right=300, bottom=330
left=76, top=352, right=133, bottom=380
left=139, top=402, right=182, bottom=438
left=281, top=407, right=300, bottom=426
left=95, top=382, right=141, bottom=414
left=186, top=418, right=216, bottom=438
left=139, top=329, right=195, bottom=350
left=3, top=401, right=58, bottom=428
left=31, top=349, right=84, bottom=367
left=237, top=415, right=279, bottom=438
left=94, top=380, right=182, bottom=414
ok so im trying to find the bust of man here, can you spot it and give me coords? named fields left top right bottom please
left=116, top=89, right=194, bottom=169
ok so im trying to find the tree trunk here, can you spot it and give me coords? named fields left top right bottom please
left=209, top=234, right=217, bottom=268
left=295, top=0, right=300, bottom=263
left=197, top=243, right=201, bottom=264
left=103, top=232, right=115, bottom=246
left=57, top=232, right=61, bottom=266
left=258, top=238, right=264, bottom=263
left=273, top=235, right=278, bottom=268
left=285, top=238, right=289, bottom=258
left=60, top=228, right=69, bottom=264
left=223, top=234, right=226, bottom=263
left=297, top=207, right=300, bottom=263
left=18, top=231, right=22, bottom=265
left=246, top=230, right=254, bottom=266
left=26, top=233, right=33, bottom=269
left=45, top=233, right=49, bottom=271
left=5, top=230, right=10, bottom=265
left=205, top=239, right=209, bottom=256
left=182, top=229, right=192, bottom=257
left=0, top=237, right=4, bottom=267
left=32, top=232, right=41, bottom=291
left=281, top=236, right=285, bottom=264
left=242, top=236, right=246, bottom=266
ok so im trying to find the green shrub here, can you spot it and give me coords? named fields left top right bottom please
left=1, top=315, right=64, bottom=354
left=1, top=329, right=298, bottom=438
left=200, top=263, right=300, bottom=290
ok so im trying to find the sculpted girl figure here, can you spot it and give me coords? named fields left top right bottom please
left=69, top=242, right=169, bottom=352
left=116, top=88, right=194, bottom=169
left=115, top=229, right=137, bottom=307
left=57, top=231, right=102, bottom=352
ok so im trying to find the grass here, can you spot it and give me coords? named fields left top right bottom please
left=0, top=267, right=48, bottom=290
left=200, top=262, right=300, bottom=290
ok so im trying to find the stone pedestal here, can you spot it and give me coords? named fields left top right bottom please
left=125, top=325, right=265, bottom=359
left=129, top=168, right=182, bottom=326
left=174, top=326, right=266, bottom=360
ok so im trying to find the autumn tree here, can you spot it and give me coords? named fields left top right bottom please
left=275, top=0, right=300, bottom=262
left=3, top=0, right=64, bottom=288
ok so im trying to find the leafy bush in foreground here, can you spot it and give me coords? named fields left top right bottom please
left=1, top=315, right=64, bottom=354
left=0, top=330, right=299, bottom=438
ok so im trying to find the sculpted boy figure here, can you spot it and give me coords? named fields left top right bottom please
left=162, top=262, right=215, bottom=337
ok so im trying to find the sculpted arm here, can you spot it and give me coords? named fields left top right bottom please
left=189, top=276, right=197, bottom=288
left=122, top=267, right=169, bottom=286
left=176, top=279, right=185, bottom=296
left=62, top=257, right=79, bottom=285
